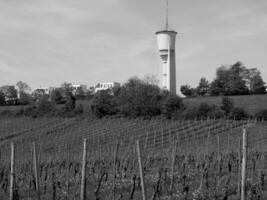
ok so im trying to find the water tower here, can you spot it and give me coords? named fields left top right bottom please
left=155, top=0, right=177, bottom=94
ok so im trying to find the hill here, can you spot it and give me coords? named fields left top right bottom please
left=183, top=94, right=267, bottom=115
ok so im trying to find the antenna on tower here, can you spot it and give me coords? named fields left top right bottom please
left=165, top=0, right=169, bottom=30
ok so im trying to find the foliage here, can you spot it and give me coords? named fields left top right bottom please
left=50, top=89, right=64, bottom=104
left=255, top=109, right=267, bottom=121
left=35, top=97, right=55, bottom=116
left=242, top=68, right=266, bottom=94
left=64, top=92, right=76, bottom=111
left=220, top=97, right=234, bottom=116
left=210, top=62, right=249, bottom=96
left=229, top=107, right=249, bottom=120
left=180, top=84, right=194, bottom=97
left=117, top=77, right=162, bottom=117
left=196, top=78, right=210, bottom=96
left=0, top=91, right=5, bottom=105
left=181, top=102, right=224, bottom=120
left=74, top=87, right=86, bottom=99
left=18, top=92, right=32, bottom=105
left=0, top=85, right=18, bottom=99
left=16, top=81, right=31, bottom=94
left=161, top=94, right=183, bottom=118
left=91, top=90, right=118, bottom=118
left=60, top=82, right=73, bottom=94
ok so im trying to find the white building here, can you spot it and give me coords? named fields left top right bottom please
left=72, top=84, right=87, bottom=95
left=94, top=82, right=120, bottom=93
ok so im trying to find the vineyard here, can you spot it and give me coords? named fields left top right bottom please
left=0, top=117, right=266, bottom=199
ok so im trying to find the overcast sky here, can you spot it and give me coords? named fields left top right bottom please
left=0, top=0, right=267, bottom=92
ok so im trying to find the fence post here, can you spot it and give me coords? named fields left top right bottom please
left=66, top=143, right=70, bottom=200
left=33, top=142, right=41, bottom=200
left=136, top=140, right=147, bottom=200
left=113, top=140, right=119, bottom=200
left=10, top=143, right=14, bottom=200
left=80, top=139, right=87, bottom=200
left=241, top=128, right=247, bottom=200
left=169, top=140, right=177, bottom=199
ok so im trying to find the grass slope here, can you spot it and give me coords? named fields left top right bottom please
left=183, top=94, right=267, bottom=115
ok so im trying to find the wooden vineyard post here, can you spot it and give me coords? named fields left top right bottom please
left=145, top=131, right=149, bottom=149
left=10, top=143, right=14, bottom=200
left=80, top=139, right=87, bottom=200
left=113, top=140, right=119, bottom=200
left=66, top=143, right=70, bottom=200
left=33, top=142, right=41, bottom=200
left=153, top=131, right=156, bottom=149
left=169, top=140, right=177, bottom=199
left=237, top=137, right=241, bottom=200
left=161, top=128, right=164, bottom=148
left=136, top=140, right=147, bottom=200
left=217, top=132, right=220, bottom=189
left=241, top=128, right=247, bottom=200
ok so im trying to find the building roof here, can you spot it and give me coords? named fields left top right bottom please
left=155, top=30, right=177, bottom=34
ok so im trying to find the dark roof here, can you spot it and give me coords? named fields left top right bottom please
left=155, top=30, right=177, bottom=34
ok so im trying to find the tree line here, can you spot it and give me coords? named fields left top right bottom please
left=0, top=82, right=91, bottom=106
left=180, top=62, right=266, bottom=97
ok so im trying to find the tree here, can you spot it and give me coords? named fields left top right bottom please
left=180, top=84, right=193, bottom=97
left=161, top=94, right=183, bottom=118
left=74, top=87, right=86, bottom=99
left=241, top=68, right=266, bottom=94
left=210, top=62, right=249, bottom=95
left=196, top=78, right=209, bottom=96
left=0, top=85, right=18, bottom=104
left=50, top=89, right=63, bottom=104
left=18, top=92, right=32, bottom=105
left=64, top=92, right=76, bottom=111
left=91, top=90, right=118, bottom=118
left=117, top=77, right=162, bottom=117
left=229, top=107, right=248, bottom=120
left=60, top=82, right=73, bottom=94
left=0, top=91, right=5, bottom=105
left=16, top=81, right=31, bottom=94
left=221, top=97, right=234, bottom=116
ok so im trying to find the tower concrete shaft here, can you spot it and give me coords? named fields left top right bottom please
left=156, top=30, right=177, bottom=94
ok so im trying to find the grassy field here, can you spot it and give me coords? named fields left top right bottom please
left=183, top=94, right=267, bottom=115
left=0, top=94, right=266, bottom=117
left=0, top=117, right=266, bottom=199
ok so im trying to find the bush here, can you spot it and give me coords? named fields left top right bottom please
left=64, top=92, right=76, bottom=111
left=221, top=97, right=234, bottom=116
left=229, top=107, right=248, bottom=120
left=74, top=104, right=84, bottom=114
left=91, top=90, right=118, bottom=118
left=36, top=98, right=55, bottom=117
left=180, top=103, right=224, bottom=120
left=161, top=94, right=183, bottom=119
left=117, top=78, right=162, bottom=117
left=50, top=89, right=64, bottom=104
left=0, top=109, right=14, bottom=117
left=18, top=92, right=32, bottom=105
left=255, top=109, right=267, bottom=121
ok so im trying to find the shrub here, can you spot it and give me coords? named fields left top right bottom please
left=229, top=107, right=248, bottom=120
left=117, top=78, right=161, bottom=117
left=50, top=89, right=64, bottom=104
left=181, top=103, right=224, bottom=120
left=161, top=94, right=183, bottom=119
left=221, top=97, right=234, bottom=116
left=36, top=98, right=55, bottom=116
left=64, top=92, right=76, bottom=111
left=255, top=109, right=267, bottom=121
left=75, top=104, right=84, bottom=114
left=91, top=90, right=118, bottom=118
left=18, top=92, right=32, bottom=105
